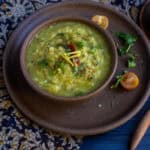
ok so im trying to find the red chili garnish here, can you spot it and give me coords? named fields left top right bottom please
left=75, top=58, right=80, bottom=66
left=68, top=43, right=80, bottom=66
left=68, top=43, right=76, bottom=52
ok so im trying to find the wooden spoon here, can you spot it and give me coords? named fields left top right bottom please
left=130, top=110, right=150, bottom=150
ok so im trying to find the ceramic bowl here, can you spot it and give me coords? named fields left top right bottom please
left=20, top=16, right=118, bottom=102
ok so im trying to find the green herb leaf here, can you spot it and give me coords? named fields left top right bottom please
left=119, top=44, right=133, bottom=55
left=111, top=75, right=123, bottom=89
left=116, top=32, right=137, bottom=45
left=116, top=32, right=137, bottom=55
left=37, top=59, right=49, bottom=67
left=111, top=71, right=127, bottom=89
left=76, top=41, right=84, bottom=49
left=73, top=63, right=85, bottom=76
left=75, top=91, right=84, bottom=96
left=128, top=60, right=136, bottom=68
left=59, top=62, right=65, bottom=71
left=65, top=48, right=71, bottom=52
left=57, top=32, right=65, bottom=37
left=119, top=46, right=127, bottom=55
left=128, top=53, right=136, bottom=68
left=78, top=63, right=85, bottom=72
left=73, top=66, right=79, bottom=75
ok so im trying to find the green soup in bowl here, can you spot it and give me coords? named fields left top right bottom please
left=21, top=17, right=117, bottom=102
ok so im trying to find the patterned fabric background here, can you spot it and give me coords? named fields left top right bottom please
left=0, top=0, right=145, bottom=149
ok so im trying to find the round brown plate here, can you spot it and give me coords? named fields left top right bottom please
left=3, top=0, right=150, bottom=135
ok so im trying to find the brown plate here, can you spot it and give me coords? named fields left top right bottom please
left=3, top=0, right=150, bottom=135
left=139, top=0, right=150, bottom=40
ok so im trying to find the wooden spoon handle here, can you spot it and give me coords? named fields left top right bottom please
left=130, top=110, right=150, bottom=150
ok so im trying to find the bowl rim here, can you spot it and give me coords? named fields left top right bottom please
left=20, top=16, right=118, bottom=102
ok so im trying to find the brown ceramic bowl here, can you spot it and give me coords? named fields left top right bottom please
left=20, top=16, right=118, bottom=102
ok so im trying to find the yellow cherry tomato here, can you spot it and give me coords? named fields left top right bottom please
left=92, top=15, right=109, bottom=29
left=120, top=72, right=139, bottom=90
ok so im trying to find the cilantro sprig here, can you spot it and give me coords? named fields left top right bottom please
left=116, top=32, right=137, bottom=55
left=111, top=74, right=123, bottom=89
left=111, top=71, right=127, bottom=89
left=116, top=32, right=137, bottom=68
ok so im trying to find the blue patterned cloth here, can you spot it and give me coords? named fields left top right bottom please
left=0, top=0, right=146, bottom=149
